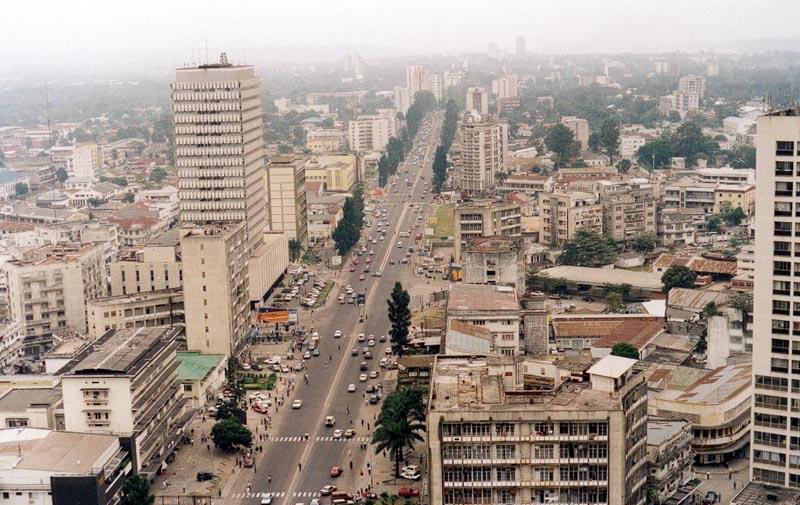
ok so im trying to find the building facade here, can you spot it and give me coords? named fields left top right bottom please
left=453, top=200, right=522, bottom=262
left=87, top=288, right=184, bottom=339
left=455, top=113, right=508, bottom=192
left=348, top=115, right=392, bottom=153
left=539, top=191, right=603, bottom=247
left=465, top=86, right=489, bottom=116
left=267, top=154, right=308, bottom=244
left=598, top=180, right=657, bottom=242
left=305, top=128, right=348, bottom=154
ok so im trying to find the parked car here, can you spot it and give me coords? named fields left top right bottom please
left=398, top=487, right=419, bottom=498
left=196, top=471, right=214, bottom=482
left=330, top=466, right=343, bottom=477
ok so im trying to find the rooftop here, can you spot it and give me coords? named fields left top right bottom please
left=647, top=419, right=688, bottom=447
left=667, top=287, right=730, bottom=311
left=0, top=388, right=62, bottom=412
left=0, top=428, right=120, bottom=476
left=65, top=327, right=178, bottom=376
left=540, top=265, right=663, bottom=291
left=732, top=482, right=800, bottom=505
left=552, top=314, right=665, bottom=350
left=650, top=363, right=751, bottom=404
left=463, top=236, right=521, bottom=254
left=447, top=284, right=518, bottom=313
left=177, top=351, right=224, bottom=381
left=586, top=355, right=638, bottom=379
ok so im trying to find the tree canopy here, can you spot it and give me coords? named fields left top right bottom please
left=211, top=418, right=252, bottom=451
left=372, top=388, right=426, bottom=477
left=333, top=185, right=365, bottom=255
left=119, top=475, right=154, bottom=505
left=597, top=117, right=620, bottom=163
left=557, top=229, right=618, bottom=267
left=630, top=234, right=657, bottom=253
left=610, top=342, right=639, bottom=360
left=605, top=292, right=625, bottom=313
left=544, top=124, right=577, bottom=167
left=387, top=282, right=411, bottom=356
left=661, top=266, right=697, bottom=293
left=149, top=167, right=167, bottom=182
left=14, top=183, right=28, bottom=197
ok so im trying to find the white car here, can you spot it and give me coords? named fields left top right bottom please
left=385, top=347, right=392, bottom=355
left=303, top=351, right=311, bottom=359
left=367, top=339, right=375, bottom=347
left=292, top=400, right=303, bottom=409
left=369, top=370, right=379, bottom=379
left=334, top=330, right=343, bottom=338
left=347, top=384, right=356, bottom=393
left=357, top=333, right=366, bottom=342
left=400, top=470, right=421, bottom=480
left=333, top=429, right=343, bottom=439
left=359, top=373, right=368, bottom=382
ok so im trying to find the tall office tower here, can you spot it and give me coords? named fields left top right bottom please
left=171, top=52, right=268, bottom=253
left=751, top=108, right=800, bottom=489
left=515, top=35, right=526, bottom=56
left=465, top=86, right=488, bottom=116
left=455, top=112, right=508, bottom=193
left=406, top=64, right=430, bottom=96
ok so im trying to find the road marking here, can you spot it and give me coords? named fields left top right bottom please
left=232, top=491, right=287, bottom=498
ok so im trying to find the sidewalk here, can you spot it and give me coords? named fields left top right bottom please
left=694, top=457, right=750, bottom=505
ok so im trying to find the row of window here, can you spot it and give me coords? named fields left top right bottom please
left=441, top=422, right=608, bottom=438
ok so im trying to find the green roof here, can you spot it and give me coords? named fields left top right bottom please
left=177, top=351, right=224, bottom=381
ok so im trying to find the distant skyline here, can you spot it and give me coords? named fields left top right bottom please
left=4, top=0, right=800, bottom=73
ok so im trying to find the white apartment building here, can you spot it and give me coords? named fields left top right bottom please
left=620, top=135, right=647, bottom=159
left=267, top=154, right=308, bottom=244
left=348, top=115, right=392, bottom=153
left=664, top=178, right=716, bottom=213
left=696, top=167, right=756, bottom=185
left=171, top=53, right=268, bottom=253
left=427, top=354, right=648, bottom=505
left=491, top=75, right=519, bottom=99
left=429, top=73, right=445, bottom=101
left=181, top=223, right=249, bottom=356
left=678, top=74, right=706, bottom=98
left=445, top=284, right=521, bottom=356
left=109, top=242, right=182, bottom=296
left=455, top=112, right=508, bottom=192
left=70, top=144, right=101, bottom=179
left=465, top=86, right=489, bottom=116
left=751, top=108, right=800, bottom=489
left=539, top=191, right=603, bottom=247
left=393, top=85, right=411, bottom=115
left=87, top=288, right=184, bottom=339
left=406, top=64, right=430, bottom=96
left=5, top=244, right=105, bottom=356
left=305, top=128, right=348, bottom=154
left=561, top=116, right=589, bottom=151
left=61, top=326, right=189, bottom=476
left=598, top=179, right=657, bottom=242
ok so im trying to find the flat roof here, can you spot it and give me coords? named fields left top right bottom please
left=540, top=265, right=663, bottom=291
left=587, top=355, right=638, bottom=379
left=0, top=428, right=119, bottom=475
left=650, top=363, right=751, bottom=405
left=447, top=284, right=518, bottom=312
left=67, top=327, right=175, bottom=376
left=0, top=388, right=61, bottom=412
left=732, top=482, right=800, bottom=505
left=647, top=419, right=688, bottom=447
left=177, top=352, right=224, bottom=381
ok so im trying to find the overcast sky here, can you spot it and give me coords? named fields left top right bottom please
left=3, top=0, right=800, bottom=72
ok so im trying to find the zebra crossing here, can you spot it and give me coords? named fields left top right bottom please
left=266, top=435, right=370, bottom=443
left=229, top=491, right=322, bottom=499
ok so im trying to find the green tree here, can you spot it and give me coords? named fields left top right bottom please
left=372, top=388, right=426, bottom=478
left=588, top=132, right=600, bottom=152
left=55, top=167, right=69, bottom=183
left=672, top=122, right=719, bottom=167
left=557, top=229, right=618, bottom=267
left=122, top=192, right=135, bottom=203
left=14, top=183, right=28, bottom=197
left=432, top=145, right=447, bottom=193
left=119, top=474, right=154, bottom=505
left=667, top=110, right=681, bottom=123
left=661, top=266, right=697, bottom=293
left=211, top=418, right=252, bottom=451
left=387, top=282, right=411, bottom=357
left=149, top=167, right=167, bottom=182
left=637, top=139, right=673, bottom=170
left=598, top=117, right=620, bottom=163
left=630, top=233, right=657, bottom=253
left=288, top=239, right=303, bottom=262
left=702, top=301, right=719, bottom=320
left=618, top=159, right=631, bottom=174
left=494, top=171, right=508, bottom=185
left=544, top=124, right=576, bottom=167
left=215, top=399, right=246, bottom=424
left=729, top=291, right=753, bottom=336
left=109, top=176, right=129, bottom=187
left=605, top=292, right=625, bottom=313
left=719, top=201, right=747, bottom=226
left=87, top=197, right=102, bottom=207
left=610, top=342, right=639, bottom=360
left=707, top=214, right=723, bottom=233
left=727, top=145, right=756, bottom=169
left=332, top=185, right=365, bottom=255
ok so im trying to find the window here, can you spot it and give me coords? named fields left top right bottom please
left=5, top=418, right=28, bottom=428
left=755, top=394, right=788, bottom=411
left=777, top=181, right=794, bottom=197
left=774, top=300, right=790, bottom=315
left=777, top=161, right=794, bottom=176
left=775, top=281, right=791, bottom=295
left=772, top=358, right=790, bottom=373
left=776, top=241, right=792, bottom=256
left=776, top=221, right=793, bottom=236
left=773, top=339, right=790, bottom=354
left=777, top=140, right=794, bottom=156
left=774, top=319, right=790, bottom=334
left=775, top=261, right=792, bottom=276
left=776, top=201, right=793, bottom=216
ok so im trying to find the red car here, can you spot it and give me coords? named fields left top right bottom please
left=359, top=274, right=365, bottom=281
left=398, top=487, right=419, bottom=498
left=330, top=466, right=343, bottom=477
left=349, top=265, right=355, bottom=272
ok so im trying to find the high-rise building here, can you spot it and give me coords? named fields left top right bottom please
left=267, top=154, right=308, bottom=244
left=171, top=53, right=268, bottom=253
left=428, top=73, right=444, bottom=101
left=491, top=75, right=518, bottom=99
left=406, top=64, right=430, bottom=96
left=598, top=179, right=657, bottom=242
left=455, top=112, right=508, bottom=192
left=393, top=85, right=411, bottom=115
left=751, top=108, right=800, bottom=489
left=465, top=86, right=488, bottom=116
left=71, top=144, right=101, bottom=179
left=515, top=35, right=526, bottom=56
left=348, top=115, right=393, bottom=153
left=453, top=199, right=521, bottom=262
left=678, top=74, right=706, bottom=99
left=539, top=191, right=603, bottom=247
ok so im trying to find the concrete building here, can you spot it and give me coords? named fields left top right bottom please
left=172, top=53, right=268, bottom=253
left=455, top=112, right=508, bottom=192
left=708, top=306, right=753, bottom=367
left=520, top=292, right=549, bottom=357
left=620, top=135, right=647, bottom=159
left=465, top=86, right=489, bottom=116
left=0, top=320, right=24, bottom=373
left=453, top=199, right=521, bottom=262
left=750, top=107, right=800, bottom=489
left=5, top=244, right=105, bottom=356
left=393, top=85, right=411, bottom=115
left=429, top=73, right=445, bottom=101
left=696, top=167, right=755, bottom=185
left=659, top=92, right=699, bottom=117
left=427, top=354, right=648, bottom=505
left=538, top=191, right=603, bottom=247
left=462, top=236, right=525, bottom=296
left=714, top=184, right=755, bottom=215
left=658, top=208, right=700, bottom=246
left=551, top=314, right=665, bottom=359
left=646, top=420, right=694, bottom=504
left=0, top=427, right=130, bottom=505
left=267, top=154, right=308, bottom=244
left=61, top=326, right=190, bottom=476
left=71, top=144, right=101, bottom=179
left=348, top=115, right=392, bottom=153
left=598, top=179, right=657, bottom=242
left=561, top=116, right=590, bottom=151
left=445, top=284, right=520, bottom=356
left=491, top=75, right=519, bottom=99
left=181, top=223, right=249, bottom=356
left=678, top=74, right=706, bottom=98
left=664, top=178, right=716, bottom=213
left=87, top=288, right=184, bottom=339
left=247, top=231, right=289, bottom=304
left=305, top=128, right=348, bottom=154
left=406, top=64, right=430, bottom=96
left=647, top=363, right=751, bottom=465
left=109, top=246, right=181, bottom=300
left=303, top=154, right=358, bottom=192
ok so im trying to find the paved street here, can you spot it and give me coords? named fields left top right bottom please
left=227, top=111, right=444, bottom=504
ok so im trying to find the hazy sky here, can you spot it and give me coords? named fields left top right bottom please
left=4, top=0, right=800, bottom=71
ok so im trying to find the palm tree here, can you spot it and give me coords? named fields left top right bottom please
left=372, top=388, right=426, bottom=477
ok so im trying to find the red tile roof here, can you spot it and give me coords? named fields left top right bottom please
left=552, top=315, right=665, bottom=350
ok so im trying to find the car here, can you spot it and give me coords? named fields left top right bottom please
left=333, top=429, right=343, bottom=439
left=359, top=274, right=365, bottom=281
left=357, top=333, right=366, bottom=342
left=385, top=347, right=392, bottom=355
left=398, top=487, right=419, bottom=498
left=320, top=485, right=337, bottom=496
left=311, top=499, right=321, bottom=505
left=365, top=257, right=371, bottom=264
left=251, top=363, right=263, bottom=371
left=196, top=471, right=214, bottom=482
left=282, top=365, right=291, bottom=373
left=364, top=351, right=372, bottom=359
left=349, top=265, right=355, bottom=272
left=292, top=400, right=303, bottom=409
left=260, top=496, right=273, bottom=505
left=303, top=351, right=311, bottom=359
left=330, top=466, right=343, bottom=477
left=703, top=491, right=720, bottom=505
left=367, top=339, right=375, bottom=347
left=366, top=384, right=376, bottom=393
left=344, top=429, right=356, bottom=438
left=325, top=416, right=335, bottom=427
left=360, top=361, right=368, bottom=371
left=347, top=384, right=356, bottom=393
left=400, top=470, right=421, bottom=480
left=379, top=357, right=389, bottom=367
left=334, top=330, right=342, bottom=338
left=351, top=348, right=359, bottom=357
left=379, top=335, right=386, bottom=342
left=241, top=362, right=251, bottom=371
left=243, top=455, right=255, bottom=468
left=389, top=259, right=395, bottom=265
left=402, top=465, right=420, bottom=474
left=359, top=373, right=368, bottom=382
left=369, top=394, right=380, bottom=404
left=312, top=348, right=320, bottom=357
left=338, top=295, right=346, bottom=304
left=369, top=370, right=379, bottom=379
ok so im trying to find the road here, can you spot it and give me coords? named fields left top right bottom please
left=230, top=110, right=444, bottom=504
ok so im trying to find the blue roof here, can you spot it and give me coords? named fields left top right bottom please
left=0, top=171, right=24, bottom=184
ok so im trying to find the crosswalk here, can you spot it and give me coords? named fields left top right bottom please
left=266, top=435, right=370, bottom=443
left=229, top=491, right=322, bottom=499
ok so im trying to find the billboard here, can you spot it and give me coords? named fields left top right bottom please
left=258, top=307, right=289, bottom=323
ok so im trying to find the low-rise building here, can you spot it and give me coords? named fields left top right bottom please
left=427, top=354, right=648, bottom=505
left=303, top=154, right=358, bottom=192
left=453, top=199, right=521, bottom=262
left=305, top=128, right=348, bottom=153
left=177, top=351, right=226, bottom=408
left=497, top=174, right=553, bottom=195
left=462, top=236, right=525, bottom=296
left=658, top=209, right=700, bottom=246
left=87, top=288, right=184, bottom=338
left=664, top=178, right=716, bottom=213
left=109, top=240, right=182, bottom=297
left=714, top=184, right=755, bottom=215
left=539, top=191, right=603, bottom=247
left=445, top=284, right=520, bottom=356
left=60, top=326, right=191, bottom=476
left=551, top=313, right=665, bottom=358
left=646, top=420, right=694, bottom=504
left=0, top=387, right=63, bottom=429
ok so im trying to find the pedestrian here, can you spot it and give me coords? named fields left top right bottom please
left=706, top=472, right=710, bottom=480
left=207, top=444, right=210, bottom=451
